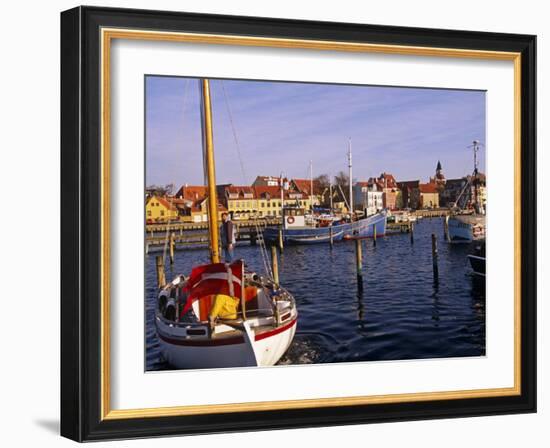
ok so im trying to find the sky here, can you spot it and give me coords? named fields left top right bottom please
left=145, top=76, right=486, bottom=188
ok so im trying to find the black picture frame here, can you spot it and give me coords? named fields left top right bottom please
left=61, top=5, right=536, bottom=442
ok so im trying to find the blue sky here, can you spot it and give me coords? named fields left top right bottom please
left=145, top=76, right=486, bottom=187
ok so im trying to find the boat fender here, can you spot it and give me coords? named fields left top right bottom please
left=287, top=216, right=295, bottom=224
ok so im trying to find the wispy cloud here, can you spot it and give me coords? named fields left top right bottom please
left=146, top=77, right=485, bottom=187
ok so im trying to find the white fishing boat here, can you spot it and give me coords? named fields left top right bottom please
left=155, top=79, right=298, bottom=369
left=447, top=141, right=486, bottom=244
left=447, top=213, right=485, bottom=243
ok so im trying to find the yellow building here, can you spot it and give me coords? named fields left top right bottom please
left=254, top=186, right=311, bottom=217
left=224, top=186, right=258, bottom=220
left=145, top=195, right=178, bottom=223
left=418, top=183, right=440, bottom=209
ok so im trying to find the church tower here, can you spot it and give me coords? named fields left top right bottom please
left=434, top=160, right=446, bottom=185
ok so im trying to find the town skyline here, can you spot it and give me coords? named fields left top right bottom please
left=146, top=76, right=486, bottom=187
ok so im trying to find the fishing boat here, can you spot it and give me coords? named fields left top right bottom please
left=263, top=139, right=387, bottom=245
left=155, top=79, right=298, bottom=369
left=447, top=213, right=485, bottom=243
left=447, top=141, right=486, bottom=244
left=467, top=239, right=486, bottom=276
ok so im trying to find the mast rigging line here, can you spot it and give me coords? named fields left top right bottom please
left=219, top=80, right=273, bottom=280
left=162, top=79, right=191, bottom=262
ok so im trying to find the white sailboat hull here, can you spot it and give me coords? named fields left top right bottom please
left=157, top=317, right=297, bottom=369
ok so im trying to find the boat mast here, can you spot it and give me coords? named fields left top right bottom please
left=310, top=159, right=314, bottom=212
left=200, top=79, right=221, bottom=263
left=280, top=173, right=284, bottom=219
left=348, top=138, right=353, bottom=215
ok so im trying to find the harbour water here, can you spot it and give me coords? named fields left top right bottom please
left=145, top=217, right=485, bottom=370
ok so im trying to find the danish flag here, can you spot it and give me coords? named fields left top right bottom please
left=181, top=261, right=244, bottom=315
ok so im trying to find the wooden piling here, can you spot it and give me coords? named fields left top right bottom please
left=355, top=239, right=363, bottom=292
left=156, top=255, right=166, bottom=288
left=145, top=242, right=149, bottom=255
left=410, top=221, right=414, bottom=244
left=278, top=226, right=284, bottom=253
left=169, top=232, right=175, bottom=264
left=444, top=215, right=450, bottom=242
left=431, top=233, right=439, bottom=280
left=271, top=245, right=279, bottom=287
left=373, top=224, right=377, bottom=246
left=329, top=225, right=334, bottom=248
left=250, top=231, right=257, bottom=246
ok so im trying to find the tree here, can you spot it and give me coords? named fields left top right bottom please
left=145, top=183, right=175, bottom=197
left=314, top=174, right=330, bottom=206
left=333, top=171, right=353, bottom=208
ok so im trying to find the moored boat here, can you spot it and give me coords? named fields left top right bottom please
left=447, top=214, right=485, bottom=243
left=467, top=239, right=486, bottom=276
left=263, top=206, right=386, bottom=245
left=155, top=79, right=298, bottom=369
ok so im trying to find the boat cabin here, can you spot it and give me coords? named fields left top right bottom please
left=283, top=206, right=306, bottom=229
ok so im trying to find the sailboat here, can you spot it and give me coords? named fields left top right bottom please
left=155, top=79, right=298, bottom=369
left=447, top=140, right=486, bottom=243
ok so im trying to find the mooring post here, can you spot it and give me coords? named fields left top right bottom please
left=431, top=233, right=439, bottom=280
left=355, top=239, right=363, bottom=292
left=250, top=231, right=257, bottom=246
left=410, top=221, right=414, bottom=244
left=278, top=226, right=284, bottom=254
left=169, top=232, right=175, bottom=264
left=329, top=225, right=334, bottom=249
left=145, top=242, right=149, bottom=255
left=271, top=245, right=279, bottom=287
left=156, top=255, right=166, bottom=288
left=373, top=224, right=377, bottom=247
left=444, top=215, right=450, bottom=242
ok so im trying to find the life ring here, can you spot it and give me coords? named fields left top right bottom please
left=287, top=216, right=295, bottom=224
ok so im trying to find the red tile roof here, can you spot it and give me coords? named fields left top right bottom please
left=175, top=185, right=207, bottom=201
left=291, top=178, right=323, bottom=195
left=154, top=196, right=178, bottom=211
left=419, top=182, right=438, bottom=194
left=254, top=185, right=309, bottom=200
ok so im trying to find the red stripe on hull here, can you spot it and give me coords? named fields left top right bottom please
left=255, top=318, right=297, bottom=341
left=157, top=318, right=297, bottom=347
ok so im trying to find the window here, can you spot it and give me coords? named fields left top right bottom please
left=160, top=210, right=165, bottom=216
left=147, top=211, right=151, bottom=216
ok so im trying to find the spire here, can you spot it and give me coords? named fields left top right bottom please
left=436, top=160, right=442, bottom=171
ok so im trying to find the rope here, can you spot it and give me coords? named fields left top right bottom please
left=162, top=79, right=191, bottom=261
left=220, top=81, right=273, bottom=280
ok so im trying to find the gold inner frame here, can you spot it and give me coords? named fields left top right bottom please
left=100, top=28, right=522, bottom=421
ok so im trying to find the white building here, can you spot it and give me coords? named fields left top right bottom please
left=353, top=182, right=384, bottom=216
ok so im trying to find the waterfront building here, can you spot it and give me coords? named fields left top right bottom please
left=378, top=172, right=400, bottom=210
left=418, top=182, right=440, bottom=208
left=145, top=195, right=178, bottom=223
left=397, top=180, right=421, bottom=210
left=223, top=185, right=258, bottom=220
left=175, top=184, right=207, bottom=202
left=252, top=175, right=287, bottom=188
left=254, top=185, right=311, bottom=218
left=353, top=181, right=384, bottom=216
left=439, top=178, right=467, bottom=207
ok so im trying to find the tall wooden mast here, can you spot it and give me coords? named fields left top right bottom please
left=200, top=79, right=221, bottom=263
